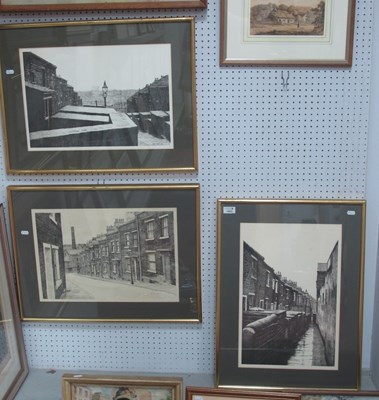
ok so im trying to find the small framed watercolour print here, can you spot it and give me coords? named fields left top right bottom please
left=220, top=0, right=355, bottom=66
left=62, top=375, right=182, bottom=400
left=216, top=199, right=365, bottom=390
left=0, top=18, right=197, bottom=173
left=8, top=184, right=201, bottom=322
left=0, top=204, right=28, bottom=400
left=0, top=0, right=207, bottom=12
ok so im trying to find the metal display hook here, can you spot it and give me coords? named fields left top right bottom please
left=281, top=71, right=290, bottom=91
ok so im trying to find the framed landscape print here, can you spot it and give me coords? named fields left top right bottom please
left=62, top=375, right=182, bottom=400
left=0, top=204, right=28, bottom=400
left=216, top=199, right=365, bottom=389
left=0, top=0, right=207, bottom=11
left=0, top=18, right=197, bottom=173
left=7, top=184, right=201, bottom=322
left=220, top=0, right=355, bottom=66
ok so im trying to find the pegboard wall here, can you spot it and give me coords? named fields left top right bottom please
left=0, top=0, right=375, bottom=374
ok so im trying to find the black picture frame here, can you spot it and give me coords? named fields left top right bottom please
left=216, top=199, right=366, bottom=390
left=8, top=184, right=201, bottom=322
left=0, top=18, right=197, bottom=174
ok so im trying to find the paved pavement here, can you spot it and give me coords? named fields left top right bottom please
left=138, top=131, right=171, bottom=146
left=62, top=272, right=179, bottom=302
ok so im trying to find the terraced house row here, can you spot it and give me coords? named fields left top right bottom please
left=64, top=210, right=177, bottom=287
left=242, top=241, right=316, bottom=316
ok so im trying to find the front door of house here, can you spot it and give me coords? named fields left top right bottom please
left=162, top=254, right=171, bottom=283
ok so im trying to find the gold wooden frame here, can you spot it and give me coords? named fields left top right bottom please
left=0, top=18, right=197, bottom=174
left=0, top=0, right=207, bottom=12
left=8, top=184, right=201, bottom=322
left=0, top=204, right=28, bottom=400
left=186, top=387, right=302, bottom=400
left=216, top=199, right=366, bottom=390
left=220, top=0, right=356, bottom=66
left=62, top=375, right=182, bottom=400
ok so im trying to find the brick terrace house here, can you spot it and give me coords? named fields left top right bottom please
left=126, top=75, right=171, bottom=141
left=23, top=52, right=82, bottom=132
left=242, top=241, right=315, bottom=315
left=70, top=211, right=176, bottom=288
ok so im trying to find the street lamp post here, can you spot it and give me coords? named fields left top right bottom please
left=102, top=81, right=108, bottom=108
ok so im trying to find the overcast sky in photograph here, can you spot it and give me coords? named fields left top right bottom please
left=20, top=44, right=171, bottom=92
left=240, top=222, right=341, bottom=298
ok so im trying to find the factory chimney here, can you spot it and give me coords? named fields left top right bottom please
left=71, top=226, right=77, bottom=250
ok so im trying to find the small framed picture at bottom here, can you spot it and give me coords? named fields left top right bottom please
left=186, top=387, right=301, bottom=400
left=62, top=375, right=182, bottom=400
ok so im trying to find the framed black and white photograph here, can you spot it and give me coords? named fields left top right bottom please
left=20, top=45, right=174, bottom=152
left=0, top=0, right=207, bottom=12
left=216, top=199, right=365, bottom=390
left=220, top=0, right=355, bottom=66
left=0, top=18, right=197, bottom=173
left=0, top=204, right=28, bottom=400
left=7, top=184, right=201, bottom=322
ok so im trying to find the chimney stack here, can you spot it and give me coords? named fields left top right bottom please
left=71, top=226, right=77, bottom=250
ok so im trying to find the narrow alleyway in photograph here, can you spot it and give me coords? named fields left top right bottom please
left=287, top=323, right=327, bottom=367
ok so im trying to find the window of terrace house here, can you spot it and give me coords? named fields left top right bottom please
left=146, top=220, right=154, bottom=240
left=159, top=215, right=169, bottom=238
left=250, top=256, right=257, bottom=279
left=147, top=252, right=157, bottom=273
left=125, top=233, right=131, bottom=248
